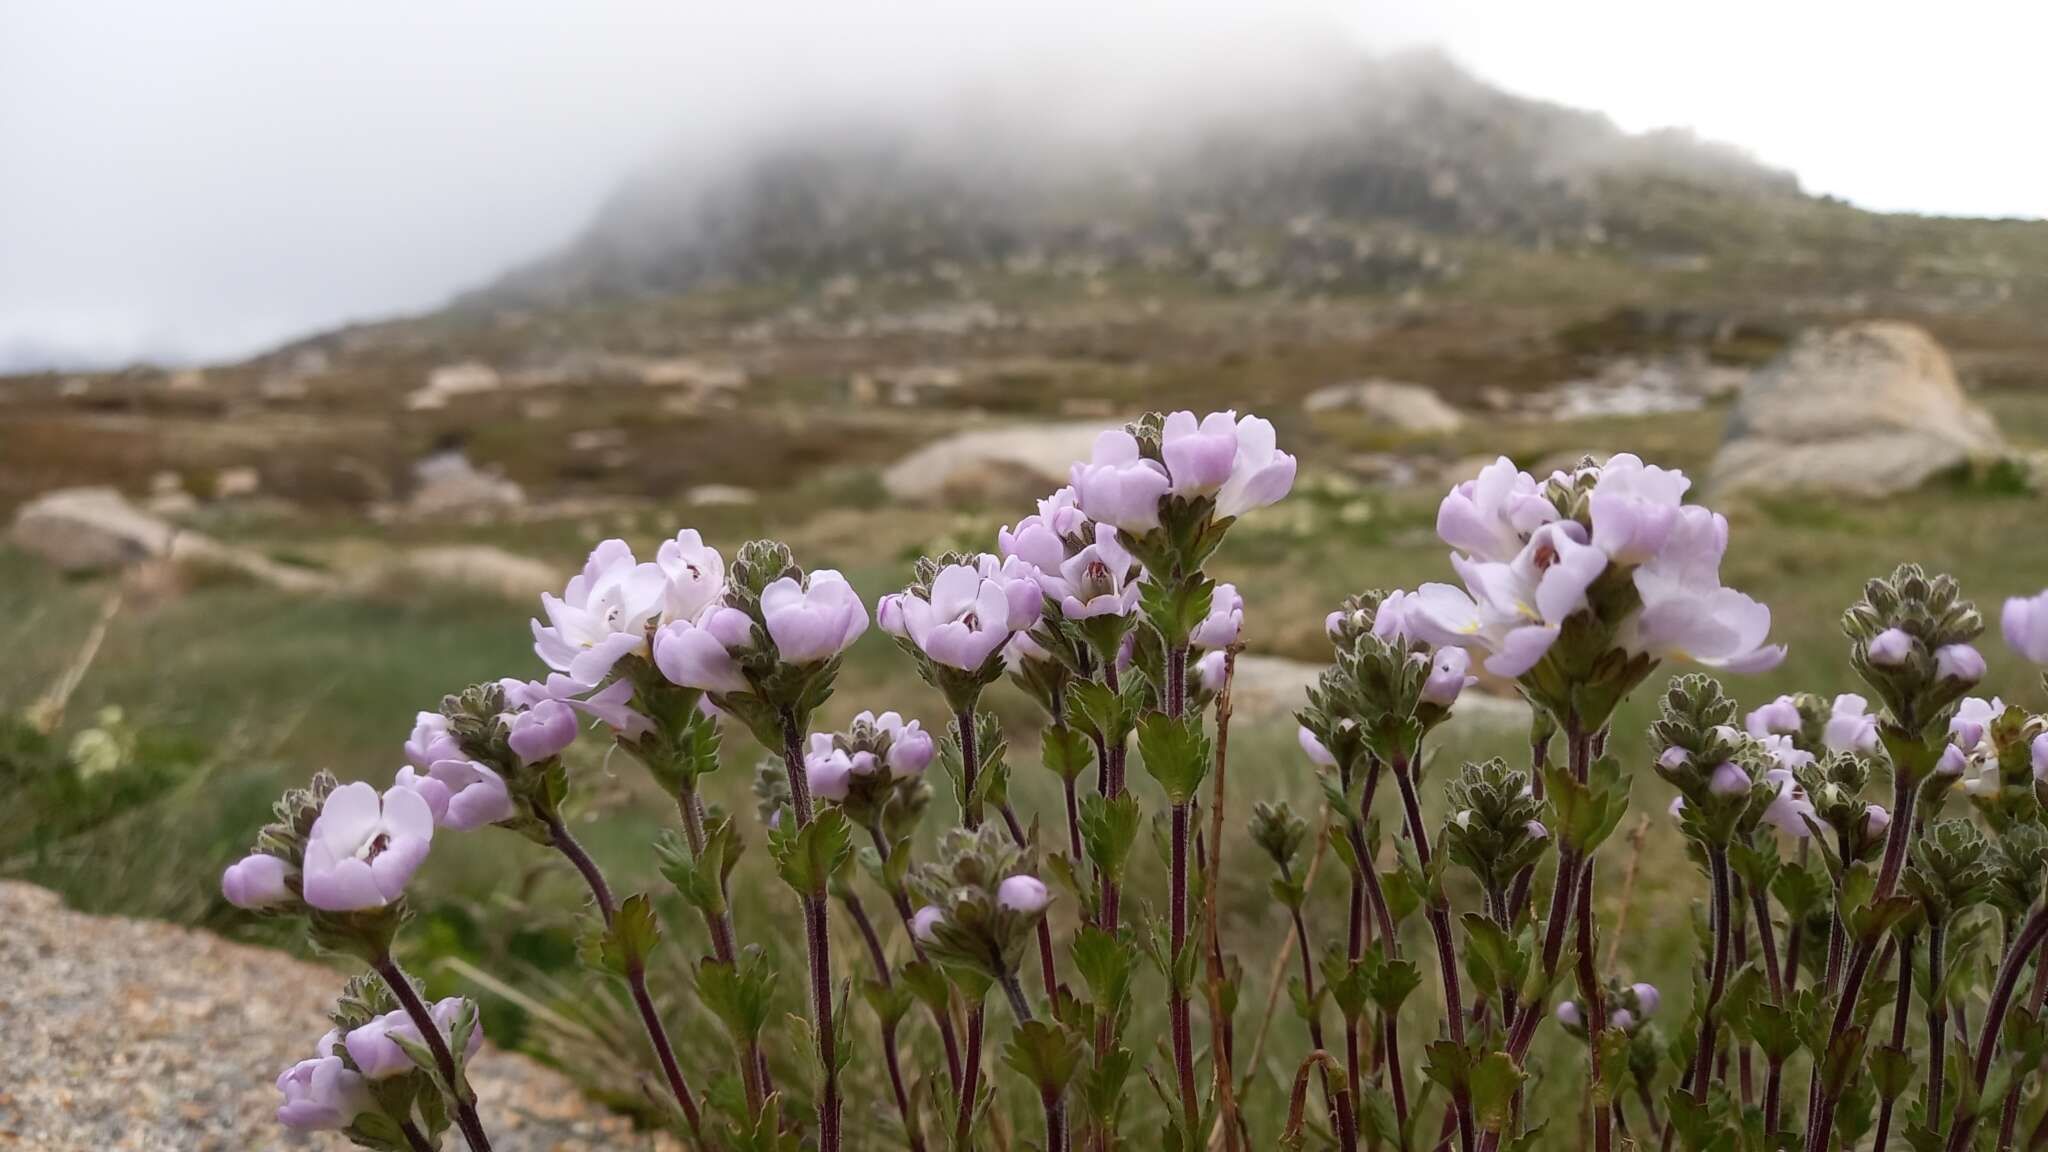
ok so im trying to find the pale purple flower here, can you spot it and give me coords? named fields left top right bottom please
left=1667, top=795, right=1687, bottom=819
left=656, top=529, right=726, bottom=625
left=762, top=570, right=869, bottom=664
left=1059, top=524, right=1142, bottom=620
left=1657, top=746, right=1688, bottom=771
left=997, top=875, right=1051, bottom=914
left=1867, top=628, right=1914, bottom=666
left=1587, top=454, right=1690, bottom=565
left=509, top=675, right=653, bottom=740
left=1191, top=582, right=1243, bottom=649
left=1761, top=734, right=1815, bottom=772
left=1408, top=521, right=1608, bottom=677
left=886, top=557, right=1041, bottom=671
left=1193, top=649, right=1228, bottom=695
left=222, top=853, right=292, bottom=909
left=1610, top=1008, right=1636, bottom=1033
left=1555, top=1001, right=1583, bottom=1029
left=1421, top=647, right=1475, bottom=707
left=1160, top=410, right=1243, bottom=496
left=1745, top=695, right=1803, bottom=738
left=1950, top=696, right=2006, bottom=751
left=275, top=1056, right=373, bottom=1131
left=1864, top=805, right=1891, bottom=837
left=1708, top=762, right=1752, bottom=797
left=653, top=607, right=754, bottom=693
left=396, top=759, right=514, bottom=832
left=404, top=712, right=462, bottom=771
left=1436, top=457, right=1558, bottom=564
left=344, top=999, right=481, bottom=1082
left=300, top=782, right=435, bottom=912
left=1071, top=429, right=1170, bottom=532
left=1760, top=768, right=1815, bottom=837
left=1935, top=643, right=1985, bottom=685
left=1936, top=744, right=1969, bottom=778
left=804, top=747, right=863, bottom=802
left=1823, top=694, right=1880, bottom=754
left=2004, top=592, right=2048, bottom=665
left=1631, top=984, right=1661, bottom=1017
left=1213, top=414, right=1297, bottom=519
left=1002, top=630, right=1053, bottom=673
left=2032, top=732, right=2048, bottom=783
left=1298, top=726, right=1336, bottom=768
left=1621, top=506, right=1783, bottom=673
left=505, top=698, right=579, bottom=764
left=530, top=539, right=666, bottom=685
left=911, top=905, right=945, bottom=942
left=867, top=711, right=935, bottom=776
left=1525, top=820, right=1549, bottom=840
left=997, top=519, right=1073, bottom=601
left=1370, top=590, right=1419, bottom=643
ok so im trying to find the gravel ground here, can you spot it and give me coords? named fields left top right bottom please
left=0, top=882, right=673, bottom=1151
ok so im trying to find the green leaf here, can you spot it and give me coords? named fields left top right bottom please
left=1469, top=1050, right=1526, bottom=1133
left=588, top=892, right=663, bottom=977
left=1078, top=792, right=1141, bottom=884
left=1002, top=1020, right=1086, bottom=1096
left=769, top=807, right=854, bottom=895
left=1041, top=725, right=1094, bottom=784
left=1136, top=712, right=1211, bottom=806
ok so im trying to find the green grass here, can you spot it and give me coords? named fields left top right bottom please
left=4, top=400, right=2047, bottom=1147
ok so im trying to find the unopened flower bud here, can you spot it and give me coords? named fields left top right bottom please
left=1936, top=744, right=1968, bottom=777
left=1555, top=1001, right=1583, bottom=1029
left=1630, top=983, right=1660, bottom=1017
left=1867, top=628, right=1914, bottom=666
left=1935, top=643, right=1985, bottom=685
left=275, top=1056, right=373, bottom=1131
left=911, top=905, right=945, bottom=942
left=1610, top=1008, right=1636, bottom=1033
left=2004, top=591, right=2048, bottom=665
left=1865, top=804, right=1891, bottom=836
left=1298, top=726, right=1336, bottom=769
left=997, top=875, right=1051, bottom=914
left=1708, top=762, right=1751, bottom=797
left=1657, top=746, right=1688, bottom=771
left=222, top=853, right=292, bottom=909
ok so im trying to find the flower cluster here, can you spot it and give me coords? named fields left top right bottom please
left=1411, top=455, right=1782, bottom=707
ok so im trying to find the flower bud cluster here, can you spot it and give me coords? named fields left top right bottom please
left=803, top=710, right=936, bottom=831
left=908, top=825, right=1053, bottom=991
left=1443, top=758, right=1549, bottom=897
left=1843, top=564, right=1985, bottom=743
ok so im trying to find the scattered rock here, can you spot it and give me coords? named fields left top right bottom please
left=1712, top=322, right=2005, bottom=497
left=686, top=484, right=757, bottom=507
left=407, top=451, right=525, bottom=518
left=396, top=545, right=560, bottom=601
left=1531, top=354, right=1744, bottom=421
left=214, top=466, right=262, bottom=499
left=407, top=361, right=502, bottom=411
left=0, top=882, right=674, bottom=1152
left=882, top=420, right=1111, bottom=503
left=1343, top=452, right=1425, bottom=488
left=144, top=472, right=198, bottom=517
left=1304, top=378, right=1465, bottom=432
left=8, top=487, right=331, bottom=591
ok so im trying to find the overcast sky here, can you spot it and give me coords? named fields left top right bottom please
left=2, top=0, right=2041, bottom=371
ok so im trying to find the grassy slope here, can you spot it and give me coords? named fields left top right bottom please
left=5, top=384, right=2047, bottom=1145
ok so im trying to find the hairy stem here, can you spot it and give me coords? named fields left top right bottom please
left=544, top=813, right=704, bottom=1143
left=1945, top=903, right=2048, bottom=1152
left=780, top=710, right=842, bottom=1152
left=1393, top=752, right=1474, bottom=1152
left=1929, top=917, right=1950, bottom=1137
left=372, top=955, right=495, bottom=1152
left=957, top=1004, right=986, bottom=1149
left=1688, top=848, right=1735, bottom=1103
left=1873, top=931, right=1915, bottom=1152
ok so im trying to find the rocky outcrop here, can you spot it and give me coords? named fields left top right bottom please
left=1304, top=379, right=1465, bottom=433
left=8, top=487, right=332, bottom=592
left=0, top=882, right=671, bottom=1151
left=881, top=421, right=1110, bottom=503
left=1712, top=323, right=2004, bottom=497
